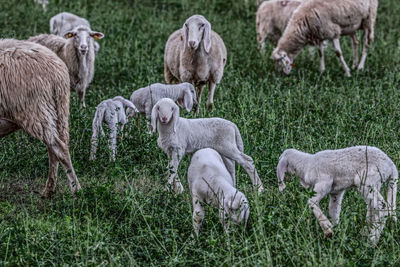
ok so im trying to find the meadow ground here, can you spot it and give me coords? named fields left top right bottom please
left=1, top=0, right=400, bottom=265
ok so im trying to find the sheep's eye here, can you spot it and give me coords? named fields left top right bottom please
left=157, top=106, right=159, bottom=110
left=184, top=23, right=188, bottom=28
left=201, top=23, right=205, bottom=27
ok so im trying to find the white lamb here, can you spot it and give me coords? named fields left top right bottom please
left=277, top=146, right=398, bottom=245
left=90, top=96, right=138, bottom=161
left=151, top=98, right=264, bottom=194
left=188, top=148, right=250, bottom=236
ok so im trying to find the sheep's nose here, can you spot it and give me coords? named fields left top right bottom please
left=189, top=41, right=196, bottom=48
left=161, top=116, right=167, bottom=122
left=80, top=44, right=88, bottom=51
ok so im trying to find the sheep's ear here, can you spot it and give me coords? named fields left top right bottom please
left=64, top=31, right=76, bottom=39
left=90, top=31, right=104, bottom=41
left=183, top=89, right=193, bottom=112
left=150, top=104, right=159, bottom=134
left=203, top=21, right=211, bottom=53
left=172, top=106, right=179, bottom=134
left=182, top=23, right=189, bottom=47
left=277, top=155, right=287, bottom=191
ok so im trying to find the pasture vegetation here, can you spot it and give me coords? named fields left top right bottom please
left=1, top=0, right=400, bottom=265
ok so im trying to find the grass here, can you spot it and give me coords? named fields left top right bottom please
left=1, top=0, right=400, bottom=265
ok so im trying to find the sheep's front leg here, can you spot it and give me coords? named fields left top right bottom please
left=332, top=38, right=351, bottom=77
left=108, top=120, right=118, bottom=162
left=167, top=149, right=184, bottom=193
left=206, top=82, right=216, bottom=111
left=194, top=84, right=205, bottom=116
left=357, top=29, right=369, bottom=70
left=78, top=90, right=86, bottom=108
left=192, top=196, right=205, bottom=237
left=329, top=190, right=345, bottom=225
left=318, top=43, right=325, bottom=73
left=308, top=182, right=333, bottom=237
left=350, top=33, right=359, bottom=69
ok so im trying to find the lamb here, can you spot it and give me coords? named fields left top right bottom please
left=277, top=146, right=398, bottom=245
left=50, top=12, right=101, bottom=53
left=0, top=39, right=81, bottom=197
left=89, top=96, right=138, bottom=161
left=188, top=148, right=250, bottom=236
left=271, top=0, right=377, bottom=77
left=164, top=15, right=227, bottom=115
left=129, top=82, right=197, bottom=131
left=28, top=25, right=104, bottom=107
left=151, top=98, right=264, bottom=194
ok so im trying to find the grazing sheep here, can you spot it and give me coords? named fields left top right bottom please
left=151, top=98, right=263, bottom=194
left=277, top=146, right=398, bottom=245
left=50, top=12, right=101, bottom=53
left=271, top=0, right=377, bottom=77
left=188, top=148, right=250, bottom=236
left=0, top=39, right=81, bottom=197
left=129, top=82, right=197, bottom=132
left=90, top=96, right=138, bottom=161
left=164, top=15, right=227, bottom=115
left=28, top=26, right=104, bottom=107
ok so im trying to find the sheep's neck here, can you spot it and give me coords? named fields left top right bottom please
left=290, top=150, right=312, bottom=182
left=278, top=29, right=306, bottom=60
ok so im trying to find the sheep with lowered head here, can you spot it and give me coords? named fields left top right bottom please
left=164, top=15, right=227, bottom=115
left=50, top=12, right=101, bottom=53
left=271, top=0, right=377, bottom=77
left=188, top=148, right=250, bottom=236
left=0, top=39, right=81, bottom=197
left=151, top=98, right=263, bottom=194
left=277, top=146, right=397, bottom=245
left=28, top=25, right=104, bottom=107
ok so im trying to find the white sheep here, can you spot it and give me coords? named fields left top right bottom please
left=129, top=82, right=197, bottom=132
left=164, top=15, right=227, bottom=115
left=90, top=96, right=138, bottom=161
left=28, top=25, right=104, bottom=107
left=50, top=12, right=101, bottom=53
left=151, top=98, right=264, bottom=194
left=277, top=146, right=398, bottom=245
left=0, top=39, right=81, bottom=197
left=271, top=0, right=377, bottom=77
left=188, top=148, right=250, bottom=236
left=34, top=0, right=49, bottom=11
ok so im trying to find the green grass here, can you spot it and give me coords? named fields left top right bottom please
left=1, top=0, right=400, bottom=265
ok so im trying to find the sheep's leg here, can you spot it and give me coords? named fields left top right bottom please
left=108, top=122, right=117, bottom=162
left=195, top=84, right=205, bottom=116
left=350, top=33, right=359, bottom=69
left=167, top=149, right=184, bottom=194
left=78, top=90, right=86, bottom=108
left=206, top=82, right=216, bottom=112
left=318, top=43, right=325, bottom=73
left=332, top=38, right=351, bottom=77
left=308, top=182, right=333, bottom=237
left=359, top=185, right=388, bottom=246
left=192, top=196, right=205, bottom=237
left=42, top=146, right=60, bottom=198
left=357, top=29, right=369, bottom=70
left=222, top=156, right=236, bottom=186
left=89, top=124, right=99, bottom=161
left=328, top=190, right=345, bottom=225
left=0, top=119, right=20, bottom=138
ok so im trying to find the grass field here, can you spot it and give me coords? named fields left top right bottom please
left=1, top=0, right=400, bottom=265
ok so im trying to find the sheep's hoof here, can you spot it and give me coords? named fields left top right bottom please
left=41, top=188, right=55, bottom=199
left=323, top=228, right=333, bottom=238
left=206, top=101, right=214, bottom=112
left=257, top=185, right=265, bottom=193
left=174, top=182, right=184, bottom=194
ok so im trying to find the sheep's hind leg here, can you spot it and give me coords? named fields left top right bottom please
left=329, top=190, right=345, bottom=225
left=350, top=33, right=359, bottom=69
left=42, top=146, right=60, bottom=198
left=332, top=38, right=351, bottom=77
left=318, top=43, right=325, bottom=73
left=309, top=181, right=333, bottom=238
left=222, top=156, right=236, bottom=186
left=357, top=29, right=369, bottom=70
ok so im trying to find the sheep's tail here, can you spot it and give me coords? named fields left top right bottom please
left=387, top=162, right=398, bottom=221
left=89, top=106, right=106, bottom=160
left=233, top=124, right=244, bottom=153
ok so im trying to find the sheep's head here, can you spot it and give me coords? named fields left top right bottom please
left=151, top=98, right=179, bottom=134
left=277, top=149, right=298, bottom=191
left=64, top=25, right=104, bottom=56
left=182, top=15, right=211, bottom=53
left=271, top=48, right=293, bottom=75
left=177, top=83, right=197, bottom=112
left=223, top=192, right=250, bottom=229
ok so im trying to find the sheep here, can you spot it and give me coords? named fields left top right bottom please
left=164, top=15, right=227, bottom=115
left=28, top=25, right=104, bottom=108
left=151, top=98, right=264, bottom=194
left=129, top=82, right=197, bottom=132
left=277, top=146, right=398, bottom=245
left=50, top=12, right=101, bottom=53
left=34, top=0, right=49, bottom=11
left=90, top=96, right=138, bottom=161
left=271, top=0, right=377, bottom=77
left=0, top=39, right=81, bottom=197
left=188, top=148, right=250, bottom=236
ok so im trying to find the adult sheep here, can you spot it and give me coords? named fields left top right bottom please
left=0, top=39, right=81, bottom=197
left=164, top=15, right=227, bottom=115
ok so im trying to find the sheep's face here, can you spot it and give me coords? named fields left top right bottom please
left=64, top=26, right=104, bottom=56
left=183, top=15, right=211, bottom=53
left=271, top=49, right=293, bottom=75
left=156, top=101, right=176, bottom=125
left=225, top=193, right=250, bottom=229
